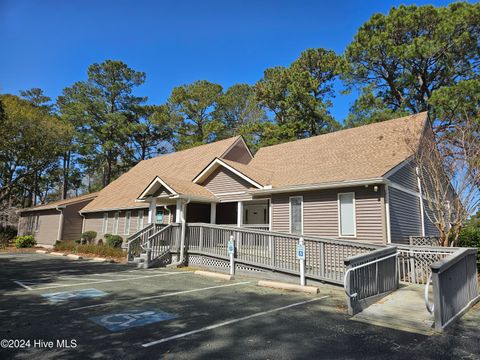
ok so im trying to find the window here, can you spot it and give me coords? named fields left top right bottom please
left=156, top=209, right=163, bottom=223
left=113, top=212, right=119, bottom=235
left=338, top=192, right=356, bottom=237
left=34, top=215, right=40, bottom=232
left=26, top=215, right=35, bottom=233
left=289, top=196, right=303, bottom=235
left=102, top=213, right=109, bottom=234
left=124, top=211, right=131, bottom=234
left=137, top=210, right=144, bottom=231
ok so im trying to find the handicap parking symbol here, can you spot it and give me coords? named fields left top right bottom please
left=42, top=288, right=107, bottom=303
left=89, top=309, right=178, bottom=332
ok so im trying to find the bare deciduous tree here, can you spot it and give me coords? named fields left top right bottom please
left=407, top=116, right=479, bottom=246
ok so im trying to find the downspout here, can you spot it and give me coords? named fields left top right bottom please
left=55, top=206, right=64, bottom=242
left=79, top=212, right=86, bottom=233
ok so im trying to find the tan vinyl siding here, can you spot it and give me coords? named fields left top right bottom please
left=388, top=162, right=419, bottom=192
left=202, top=167, right=253, bottom=202
left=83, top=213, right=104, bottom=239
left=22, top=209, right=61, bottom=246
left=222, top=141, right=252, bottom=164
left=61, top=200, right=92, bottom=241
left=271, top=186, right=385, bottom=243
left=389, top=187, right=422, bottom=244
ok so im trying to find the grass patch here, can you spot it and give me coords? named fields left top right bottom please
left=54, top=241, right=125, bottom=258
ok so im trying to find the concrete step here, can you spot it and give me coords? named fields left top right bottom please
left=132, top=256, right=145, bottom=263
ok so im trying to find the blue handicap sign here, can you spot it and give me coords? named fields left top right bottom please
left=227, top=240, right=235, bottom=255
left=42, top=288, right=107, bottom=303
left=90, top=309, right=178, bottom=332
left=296, top=244, right=306, bottom=260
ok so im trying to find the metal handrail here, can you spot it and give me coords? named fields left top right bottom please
left=424, top=273, right=434, bottom=314
left=344, top=252, right=399, bottom=298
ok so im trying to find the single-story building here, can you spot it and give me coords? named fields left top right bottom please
left=17, top=192, right=98, bottom=247
left=79, top=112, right=438, bottom=245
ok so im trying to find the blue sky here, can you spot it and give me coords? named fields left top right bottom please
left=0, top=0, right=455, bottom=122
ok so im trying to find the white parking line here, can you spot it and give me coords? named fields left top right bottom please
left=70, top=281, right=252, bottom=311
left=13, top=271, right=190, bottom=291
left=142, top=296, right=329, bottom=347
left=13, top=281, right=32, bottom=291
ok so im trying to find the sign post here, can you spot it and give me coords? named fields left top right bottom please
left=296, top=238, right=306, bottom=286
left=228, top=235, right=235, bottom=276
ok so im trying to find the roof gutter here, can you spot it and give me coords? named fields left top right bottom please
left=249, top=178, right=387, bottom=196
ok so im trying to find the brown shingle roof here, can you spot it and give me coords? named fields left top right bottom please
left=248, top=112, right=427, bottom=187
left=81, top=136, right=241, bottom=212
left=81, top=113, right=427, bottom=212
left=19, top=192, right=99, bottom=213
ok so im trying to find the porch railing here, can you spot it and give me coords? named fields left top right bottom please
left=185, top=223, right=381, bottom=284
left=124, top=222, right=166, bottom=261
left=142, top=224, right=181, bottom=260
left=241, top=224, right=270, bottom=231
left=397, top=245, right=457, bottom=284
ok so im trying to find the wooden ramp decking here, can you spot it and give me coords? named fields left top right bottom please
left=351, top=284, right=435, bottom=335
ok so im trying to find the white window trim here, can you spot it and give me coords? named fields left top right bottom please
left=34, top=215, right=40, bottom=232
left=338, top=192, right=357, bottom=238
left=102, top=213, right=109, bottom=234
left=113, top=212, right=119, bottom=235
left=137, top=210, right=144, bottom=231
left=289, top=196, right=303, bottom=235
left=124, top=211, right=131, bottom=235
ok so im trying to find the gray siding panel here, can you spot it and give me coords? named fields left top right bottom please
left=389, top=187, right=422, bottom=244
left=424, top=206, right=439, bottom=237
left=221, top=141, right=252, bottom=164
left=271, top=186, right=385, bottom=244
left=388, top=162, right=419, bottom=192
left=202, top=167, right=253, bottom=202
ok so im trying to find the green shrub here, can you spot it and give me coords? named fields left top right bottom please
left=14, top=235, right=36, bottom=248
left=458, top=225, right=480, bottom=270
left=80, top=230, right=97, bottom=244
left=105, top=234, right=123, bottom=248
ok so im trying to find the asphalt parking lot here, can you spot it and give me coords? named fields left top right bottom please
left=0, top=252, right=479, bottom=360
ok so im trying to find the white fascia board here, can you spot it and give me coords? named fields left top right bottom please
left=250, top=178, right=386, bottom=195
left=192, top=158, right=264, bottom=189
left=170, top=194, right=220, bottom=203
left=137, top=176, right=178, bottom=200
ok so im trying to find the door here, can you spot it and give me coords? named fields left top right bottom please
left=245, top=204, right=267, bottom=224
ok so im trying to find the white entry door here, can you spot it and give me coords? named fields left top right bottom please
left=245, top=204, right=267, bottom=224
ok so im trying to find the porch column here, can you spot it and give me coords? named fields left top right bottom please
left=148, top=198, right=156, bottom=224
left=210, top=203, right=216, bottom=224
left=175, top=199, right=182, bottom=223
left=237, top=201, right=243, bottom=227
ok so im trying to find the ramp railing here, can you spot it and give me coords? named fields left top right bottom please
left=426, top=248, right=479, bottom=331
left=344, top=247, right=399, bottom=315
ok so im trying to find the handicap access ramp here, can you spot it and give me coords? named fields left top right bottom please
left=351, top=284, right=434, bottom=335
